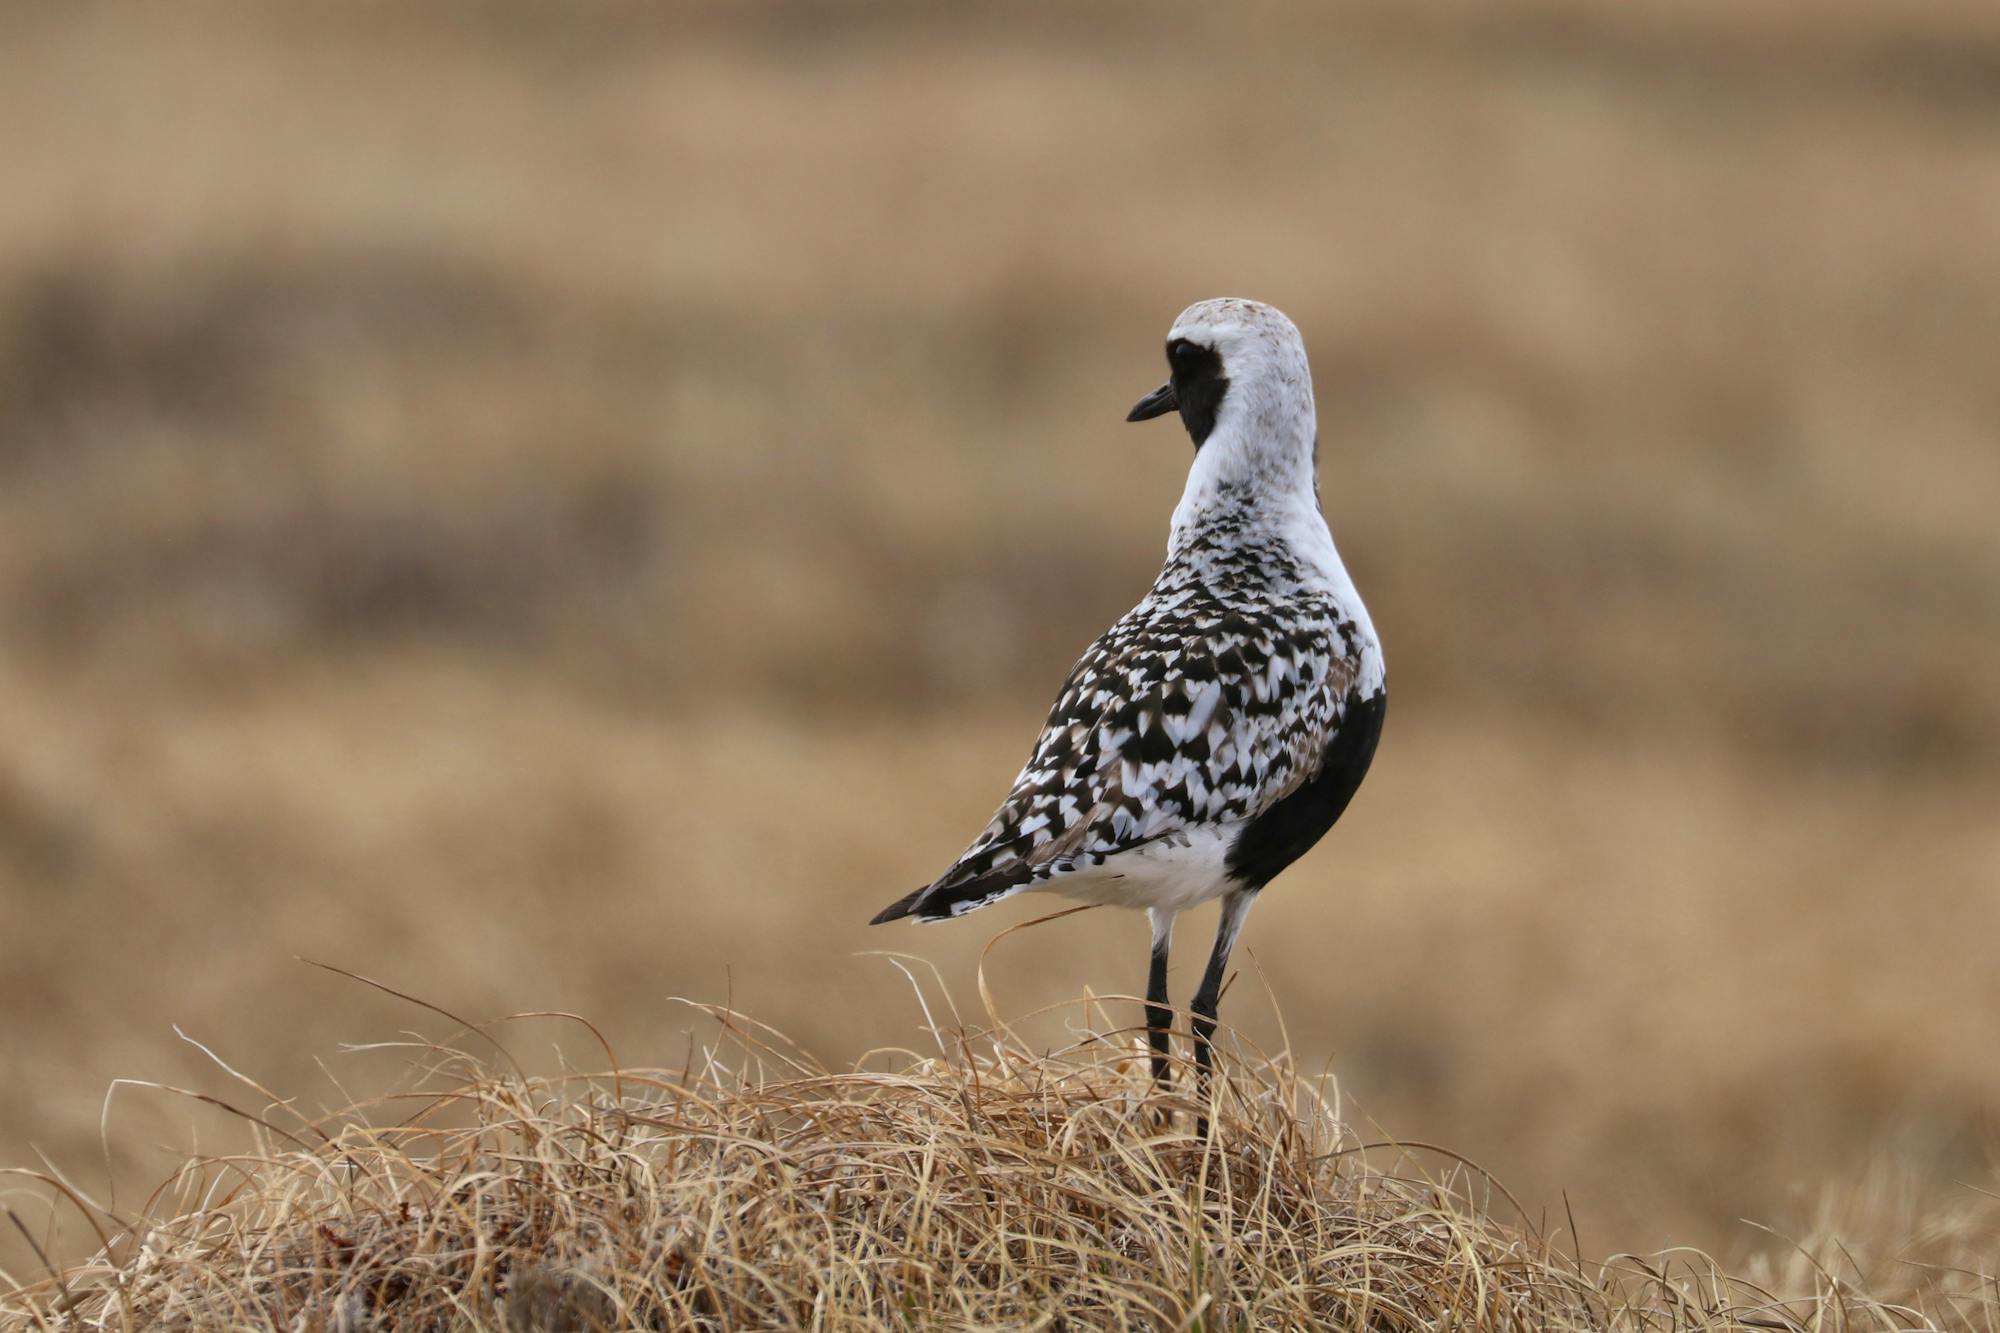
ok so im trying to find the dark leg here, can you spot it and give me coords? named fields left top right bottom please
left=1145, top=908, right=1175, bottom=1092
left=1190, top=889, right=1257, bottom=1138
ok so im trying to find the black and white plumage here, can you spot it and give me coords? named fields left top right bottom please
left=872, top=298, right=1385, bottom=1124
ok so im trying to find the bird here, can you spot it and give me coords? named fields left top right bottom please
left=870, top=298, right=1386, bottom=1130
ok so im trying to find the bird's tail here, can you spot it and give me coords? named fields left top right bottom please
left=868, top=868, right=1032, bottom=925
left=868, top=884, right=931, bottom=925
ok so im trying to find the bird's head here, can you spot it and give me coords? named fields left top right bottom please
left=1126, top=298, right=1315, bottom=456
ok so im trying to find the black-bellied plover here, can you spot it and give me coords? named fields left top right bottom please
left=872, top=299, right=1386, bottom=1129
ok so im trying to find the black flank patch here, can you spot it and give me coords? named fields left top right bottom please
left=1227, top=689, right=1388, bottom=890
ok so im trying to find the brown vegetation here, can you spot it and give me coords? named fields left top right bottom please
left=5, top=988, right=1994, bottom=1331
left=1, top=0, right=1997, bottom=1298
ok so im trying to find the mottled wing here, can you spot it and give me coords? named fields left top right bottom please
left=897, top=594, right=1362, bottom=919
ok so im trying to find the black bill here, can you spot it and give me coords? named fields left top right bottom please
left=1126, top=381, right=1177, bottom=422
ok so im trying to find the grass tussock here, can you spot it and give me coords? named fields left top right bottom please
left=6, top=0, right=2000, bottom=1278
left=4, top=982, right=1991, bottom=1332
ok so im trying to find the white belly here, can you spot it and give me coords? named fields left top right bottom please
left=1040, top=826, right=1241, bottom=912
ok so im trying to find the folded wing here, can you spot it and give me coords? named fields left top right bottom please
left=872, top=599, right=1360, bottom=924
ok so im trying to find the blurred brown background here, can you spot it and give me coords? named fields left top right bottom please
left=3, top=0, right=1997, bottom=1277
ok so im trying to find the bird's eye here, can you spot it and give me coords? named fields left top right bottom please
left=1169, top=339, right=1203, bottom=363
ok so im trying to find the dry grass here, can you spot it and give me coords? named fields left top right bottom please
left=3, top=0, right=2000, bottom=1288
left=5, top=976, right=1993, bottom=1332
